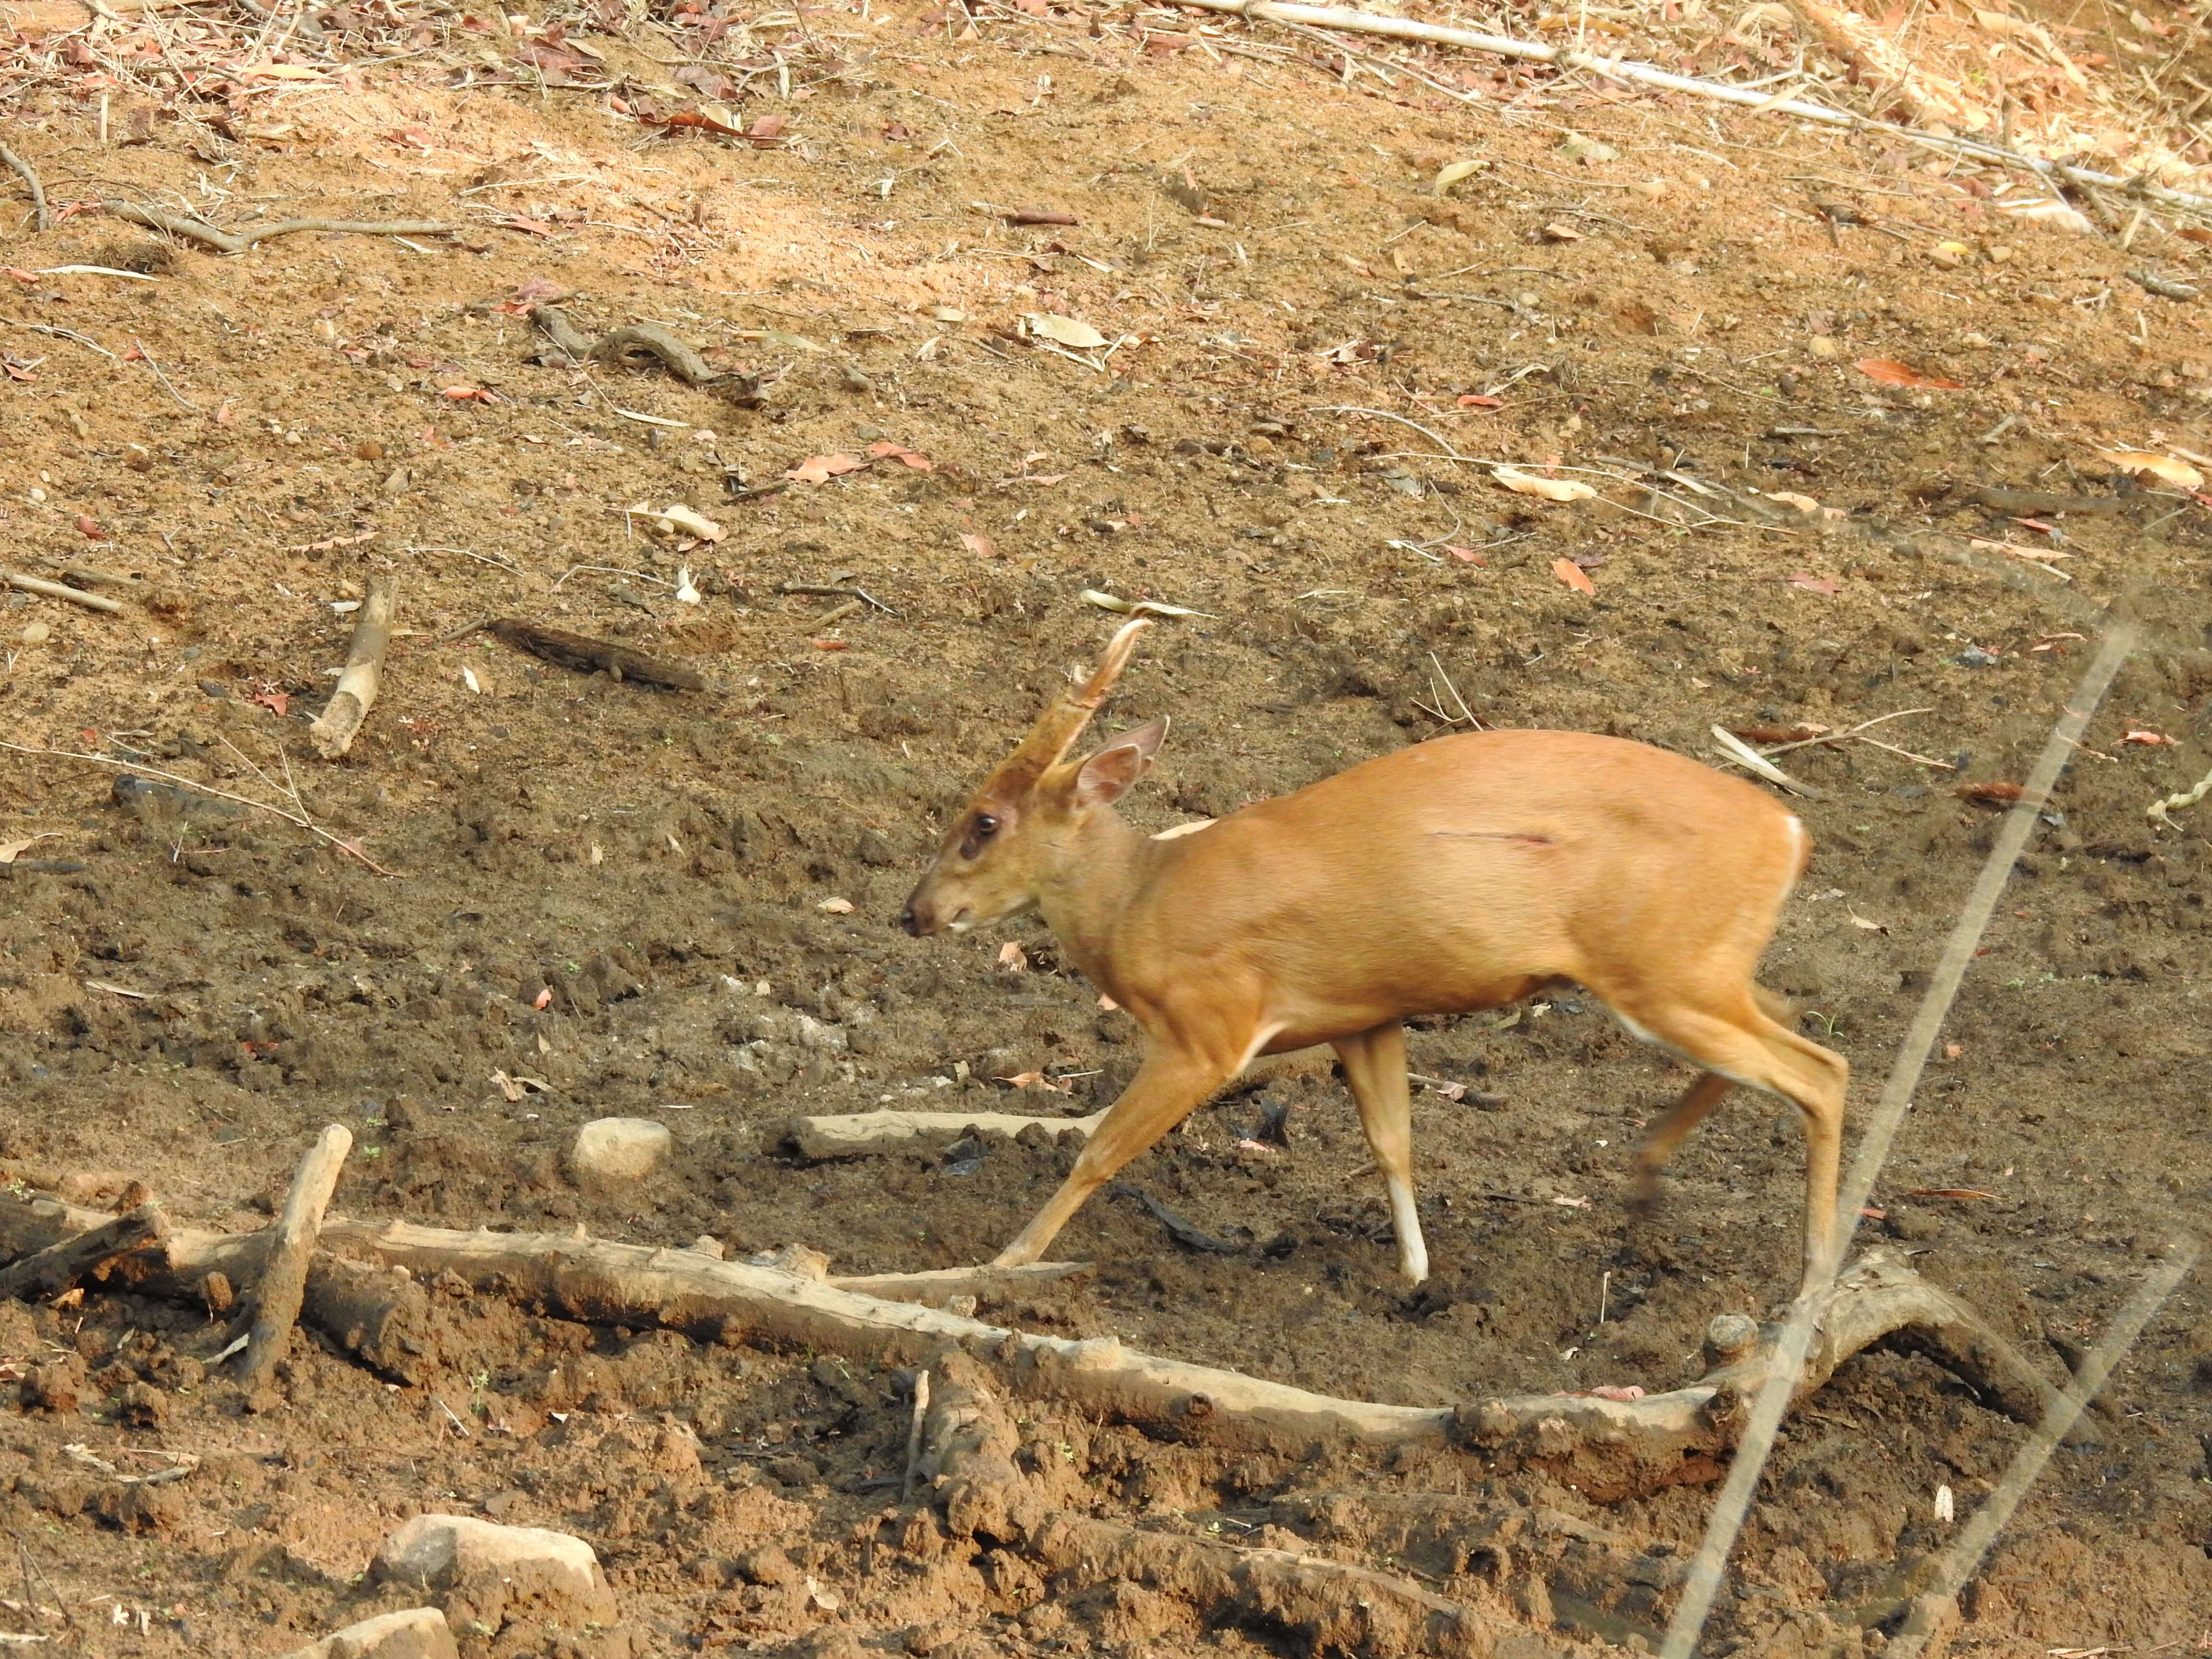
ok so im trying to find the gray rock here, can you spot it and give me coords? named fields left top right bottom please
left=567, top=1118, right=671, bottom=1184
left=277, top=1607, right=456, bottom=1659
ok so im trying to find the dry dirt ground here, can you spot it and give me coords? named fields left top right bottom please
left=5, top=0, right=2212, bottom=1653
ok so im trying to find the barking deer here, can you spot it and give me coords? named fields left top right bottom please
left=900, top=622, right=1849, bottom=1291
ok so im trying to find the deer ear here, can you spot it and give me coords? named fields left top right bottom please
left=1074, top=717, right=1169, bottom=807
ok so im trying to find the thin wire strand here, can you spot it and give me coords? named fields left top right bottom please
left=1660, top=616, right=2140, bottom=1657
left=1883, top=1236, right=2200, bottom=1655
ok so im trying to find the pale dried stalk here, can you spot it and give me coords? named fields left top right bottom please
left=309, top=577, right=397, bottom=759
left=1, top=570, right=126, bottom=613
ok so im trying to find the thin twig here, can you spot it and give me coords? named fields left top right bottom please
left=0, top=740, right=397, bottom=876
left=130, top=337, right=200, bottom=411
left=101, top=201, right=455, bottom=254
left=1755, top=708, right=1934, bottom=757
left=0, top=142, right=51, bottom=232
left=0, top=571, right=126, bottom=613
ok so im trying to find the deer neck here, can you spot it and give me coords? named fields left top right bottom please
left=1032, top=807, right=1149, bottom=986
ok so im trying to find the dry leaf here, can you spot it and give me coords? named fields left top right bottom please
left=532, top=986, right=553, bottom=1010
left=461, top=665, right=482, bottom=694
left=1790, top=573, right=1843, bottom=594
left=1848, top=911, right=1887, bottom=932
left=1445, top=545, right=1487, bottom=564
left=1540, top=221, right=1584, bottom=242
left=867, top=440, right=933, bottom=470
left=1550, top=557, right=1596, bottom=595
left=0, top=833, right=60, bottom=864
left=1768, top=490, right=1821, bottom=513
left=996, top=940, right=1029, bottom=973
left=1080, top=588, right=1214, bottom=618
left=2003, top=200, right=2097, bottom=236
left=491, top=1069, right=526, bottom=1103
left=817, top=896, right=855, bottom=914
left=1024, top=313, right=1109, bottom=349
left=2093, top=447, right=2203, bottom=490
left=1432, top=158, right=1490, bottom=194
left=1557, top=132, right=1619, bottom=163
left=1956, top=781, right=2025, bottom=805
left=998, top=1070, right=1072, bottom=1093
left=1587, top=1384, right=1646, bottom=1401
left=1493, top=466, right=1597, bottom=503
left=961, top=531, right=999, bottom=559
left=1455, top=393, right=1503, bottom=409
left=1854, top=358, right=1966, bottom=390
left=2120, top=730, right=2176, bottom=745
left=628, top=502, right=725, bottom=540
left=785, top=453, right=866, bottom=483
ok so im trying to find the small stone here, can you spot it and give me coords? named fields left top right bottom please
left=1703, top=1312, right=1759, bottom=1364
left=1806, top=336, right=1840, bottom=359
left=119, top=1380, right=168, bottom=1428
left=689, top=1235, right=725, bottom=1258
left=16, top=620, right=49, bottom=644
left=735, top=1544, right=801, bottom=1586
left=567, top=1117, right=671, bottom=1183
left=373, top=1514, right=616, bottom=1635
left=23, top=1358, right=86, bottom=1413
left=276, top=1607, right=456, bottom=1659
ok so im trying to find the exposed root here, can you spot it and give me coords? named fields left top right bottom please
left=101, top=201, right=454, bottom=254
left=1, top=140, right=50, bottom=233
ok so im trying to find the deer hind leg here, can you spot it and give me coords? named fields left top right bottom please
left=1630, top=1070, right=1736, bottom=1219
left=1333, top=1021, right=1428, bottom=1286
left=1615, top=993, right=1849, bottom=1295
left=994, top=1044, right=1235, bottom=1269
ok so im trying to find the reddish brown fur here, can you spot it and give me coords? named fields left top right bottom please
left=902, top=623, right=1848, bottom=1290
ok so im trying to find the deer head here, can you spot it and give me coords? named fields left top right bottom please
left=900, top=620, right=1167, bottom=936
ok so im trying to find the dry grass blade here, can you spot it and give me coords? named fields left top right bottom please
left=0, top=739, right=397, bottom=876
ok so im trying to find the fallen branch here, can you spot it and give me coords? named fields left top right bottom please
left=1, top=570, right=127, bottom=614
left=100, top=201, right=454, bottom=254
left=308, top=576, right=398, bottom=759
left=0, top=1204, right=168, bottom=1302
left=0, top=141, right=49, bottom=233
left=235, top=1125, right=352, bottom=1396
left=1173, top=0, right=2212, bottom=219
left=473, top=618, right=705, bottom=691
left=826, top=1261, right=1092, bottom=1307
left=782, top=1106, right=1103, bottom=1158
left=530, top=306, right=763, bottom=407
left=1, top=1192, right=436, bottom=1382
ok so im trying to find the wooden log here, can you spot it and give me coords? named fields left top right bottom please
left=826, top=1261, right=1091, bottom=1306
left=0, top=1203, right=168, bottom=1301
left=236, top=1125, right=351, bottom=1394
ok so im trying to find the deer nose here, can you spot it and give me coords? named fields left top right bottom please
left=898, top=902, right=922, bottom=936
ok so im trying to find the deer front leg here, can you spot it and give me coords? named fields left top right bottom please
left=994, top=1044, right=1236, bottom=1268
left=1333, top=1021, right=1428, bottom=1286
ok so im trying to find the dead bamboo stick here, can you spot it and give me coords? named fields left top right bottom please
left=1, top=570, right=127, bottom=613
left=308, top=577, right=397, bottom=759
left=235, top=1125, right=351, bottom=1394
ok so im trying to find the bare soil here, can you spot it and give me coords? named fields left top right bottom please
left=4, top=1, right=2212, bottom=1654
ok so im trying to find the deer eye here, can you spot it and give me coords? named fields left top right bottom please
left=974, top=814, right=999, bottom=838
